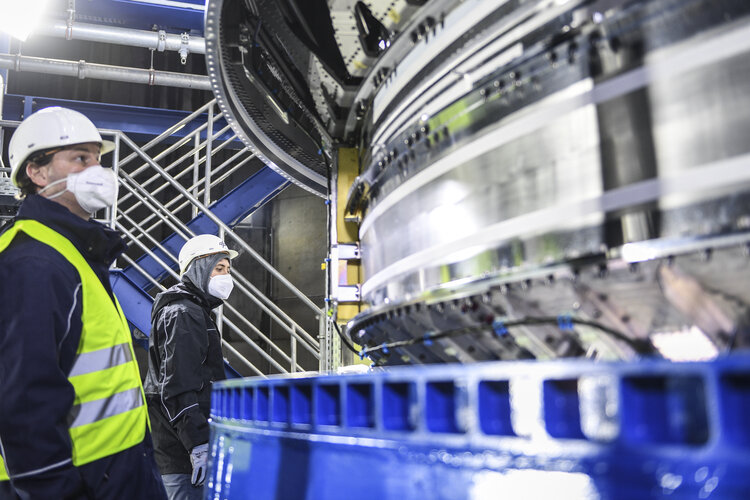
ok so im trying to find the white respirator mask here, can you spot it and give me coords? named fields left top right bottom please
left=208, top=274, right=234, bottom=300
left=39, top=166, right=119, bottom=214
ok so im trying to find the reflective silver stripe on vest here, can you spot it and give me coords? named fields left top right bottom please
left=68, top=387, right=144, bottom=428
left=68, top=342, right=133, bottom=378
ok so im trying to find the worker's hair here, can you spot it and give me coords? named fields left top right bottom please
left=15, top=147, right=61, bottom=200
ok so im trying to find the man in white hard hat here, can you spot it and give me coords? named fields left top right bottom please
left=144, top=234, right=238, bottom=500
left=0, top=107, right=167, bottom=499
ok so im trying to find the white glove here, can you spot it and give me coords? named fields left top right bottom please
left=189, top=443, right=209, bottom=487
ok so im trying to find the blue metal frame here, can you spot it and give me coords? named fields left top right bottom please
left=110, top=269, right=153, bottom=347
left=2, top=94, right=243, bottom=148
left=67, top=0, right=206, bottom=35
left=208, top=356, right=750, bottom=499
left=123, top=165, right=290, bottom=293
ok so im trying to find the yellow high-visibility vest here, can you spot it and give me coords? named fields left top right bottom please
left=0, top=220, right=148, bottom=481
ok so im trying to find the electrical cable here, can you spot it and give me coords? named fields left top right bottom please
left=358, top=315, right=655, bottom=358
left=332, top=319, right=360, bottom=355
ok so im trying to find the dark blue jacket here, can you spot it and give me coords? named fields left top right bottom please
left=0, top=195, right=166, bottom=500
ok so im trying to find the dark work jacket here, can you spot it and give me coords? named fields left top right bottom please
left=0, top=195, right=167, bottom=500
left=143, top=281, right=226, bottom=475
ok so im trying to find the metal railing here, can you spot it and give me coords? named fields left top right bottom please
left=0, top=101, right=323, bottom=376
left=108, top=100, right=323, bottom=376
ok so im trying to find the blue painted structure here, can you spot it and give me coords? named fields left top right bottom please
left=123, top=166, right=289, bottom=291
left=2, top=95, right=243, bottom=148
left=208, top=356, right=750, bottom=499
left=69, top=0, right=206, bottom=35
left=110, top=269, right=153, bottom=345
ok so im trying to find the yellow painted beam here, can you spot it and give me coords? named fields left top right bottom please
left=337, top=148, right=360, bottom=244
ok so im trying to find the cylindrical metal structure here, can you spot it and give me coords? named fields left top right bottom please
left=344, top=0, right=750, bottom=364
left=208, top=0, right=750, bottom=366
left=0, top=54, right=210, bottom=90
left=36, top=20, right=205, bottom=54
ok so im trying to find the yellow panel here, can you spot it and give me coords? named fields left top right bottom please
left=337, top=148, right=360, bottom=243
left=346, top=260, right=361, bottom=286
left=337, top=304, right=362, bottom=323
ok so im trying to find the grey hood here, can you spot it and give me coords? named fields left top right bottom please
left=182, top=252, right=228, bottom=305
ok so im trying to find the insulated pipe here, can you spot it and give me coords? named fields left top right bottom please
left=0, top=54, right=211, bottom=90
left=36, top=20, right=206, bottom=55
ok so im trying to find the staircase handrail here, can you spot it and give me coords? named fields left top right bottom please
left=117, top=131, right=323, bottom=316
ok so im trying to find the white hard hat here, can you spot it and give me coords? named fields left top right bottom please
left=178, top=234, right=239, bottom=275
left=9, top=107, right=115, bottom=187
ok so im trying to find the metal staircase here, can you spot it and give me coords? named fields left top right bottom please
left=109, top=99, right=324, bottom=377
left=0, top=100, right=324, bottom=378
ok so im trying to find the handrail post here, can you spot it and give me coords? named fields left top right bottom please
left=216, top=225, right=224, bottom=335
left=204, top=104, right=213, bottom=207
left=291, top=326, right=297, bottom=373
left=319, top=312, right=329, bottom=372
left=108, top=133, right=121, bottom=230
left=192, top=132, right=200, bottom=219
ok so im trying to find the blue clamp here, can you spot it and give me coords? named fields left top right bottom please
left=557, top=314, right=574, bottom=331
left=358, top=350, right=365, bottom=360
left=381, top=343, right=390, bottom=355
left=423, top=333, right=434, bottom=346
left=492, top=319, right=508, bottom=336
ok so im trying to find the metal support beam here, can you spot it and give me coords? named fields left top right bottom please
left=109, top=269, right=155, bottom=346
left=69, top=0, right=205, bottom=34
left=2, top=95, right=242, bottom=147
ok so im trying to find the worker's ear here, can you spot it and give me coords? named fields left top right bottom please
left=26, top=162, right=51, bottom=189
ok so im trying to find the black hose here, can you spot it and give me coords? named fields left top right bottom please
left=332, top=319, right=359, bottom=355
left=359, top=315, right=655, bottom=358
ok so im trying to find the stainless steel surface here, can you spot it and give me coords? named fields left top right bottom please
left=345, top=0, right=750, bottom=364
left=358, top=10, right=750, bottom=304
left=208, top=0, right=750, bottom=365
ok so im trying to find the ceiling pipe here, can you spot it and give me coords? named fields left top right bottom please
left=35, top=19, right=206, bottom=61
left=0, top=53, right=211, bottom=90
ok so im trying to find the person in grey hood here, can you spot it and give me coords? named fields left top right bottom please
left=144, top=234, right=238, bottom=500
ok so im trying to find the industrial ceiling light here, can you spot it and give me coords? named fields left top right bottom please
left=0, top=0, right=50, bottom=41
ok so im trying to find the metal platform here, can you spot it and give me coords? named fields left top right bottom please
left=208, top=355, right=750, bottom=499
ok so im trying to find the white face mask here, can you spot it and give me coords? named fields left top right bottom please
left=39, top=165, right=118, bottom=214
left=208, top=274, right=234, bottom=300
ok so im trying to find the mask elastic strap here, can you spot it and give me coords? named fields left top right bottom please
left=37, top=177, right=68, bottom=199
